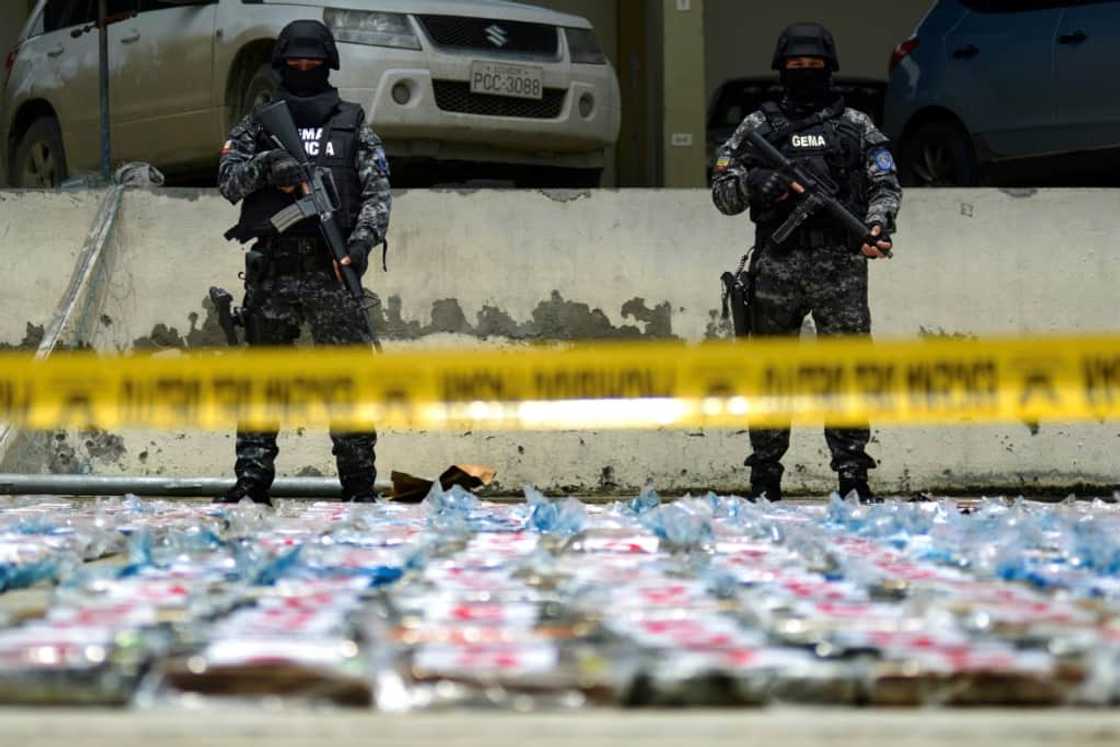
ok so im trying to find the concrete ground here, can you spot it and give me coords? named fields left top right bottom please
left=2, top=708, right=1120, bottom=746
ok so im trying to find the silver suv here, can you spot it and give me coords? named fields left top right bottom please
left=2, top=0, right=621, bottom=188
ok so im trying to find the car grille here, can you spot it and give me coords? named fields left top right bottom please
left=417, top=15, right=560, bottom=59
left=432, top=81, right=567, bottom=119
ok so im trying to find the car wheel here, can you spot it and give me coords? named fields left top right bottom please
left=900, top=120, right=978, bottom=187
left=239, top=63, right=278, bottom=120
left=11, top=117, right=68, bottom=188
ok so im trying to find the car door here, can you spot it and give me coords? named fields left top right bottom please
left=1052, top=0, right=1120, bottom=153
left=943, top=0, right=1064, bottom=159
left=111, top=0, right=218, bottom=167
left=26, top=0, right=104, bottom=175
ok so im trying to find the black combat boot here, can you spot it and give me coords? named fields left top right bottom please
left=341, top=473, right=378, bottom=503
left=838, top=476, right=878, bottom=503
left=214, top=480, right=272, bottom=507
left=747, top=480, right=782, bottom=503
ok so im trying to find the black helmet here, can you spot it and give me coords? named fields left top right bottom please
left=273, top=20, right=340, bottom=71
left=771, top=23, right=839, bottom=72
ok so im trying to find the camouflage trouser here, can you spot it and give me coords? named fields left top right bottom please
left=235, top=251, right=377, bottom=496
left=746, top=241, right=876, bottom=485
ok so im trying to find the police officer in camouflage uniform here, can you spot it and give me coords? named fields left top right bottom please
left=215, top=20, right=391, bottom=506
left=712, top=23, right=901, bottom=502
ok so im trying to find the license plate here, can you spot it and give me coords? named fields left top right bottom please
left=469, top=62, right=544, bottom=100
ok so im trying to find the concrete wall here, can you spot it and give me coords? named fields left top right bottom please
left=704, top=0, right=933, bottom=101
left=2, top=186, right=1119, bottom=496
left=0, top=190, right=108, bottom=349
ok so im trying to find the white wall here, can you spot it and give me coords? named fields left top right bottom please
left=3, top=186, right=1119, bottom=496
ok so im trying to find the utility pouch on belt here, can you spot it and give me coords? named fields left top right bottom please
left=720, top=251, right=753, bottom=339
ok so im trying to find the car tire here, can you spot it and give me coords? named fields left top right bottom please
left=239, top=63, right=279, bottom=121
left=11, top=117, right=68, bottom=189
left=899, top=119, right=979, bottom=187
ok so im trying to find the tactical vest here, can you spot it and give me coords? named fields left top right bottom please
left=227, top=102, right=365, bottom=242
left=751, top=100, right=866, bottom=244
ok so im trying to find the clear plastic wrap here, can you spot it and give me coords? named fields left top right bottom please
left=1, top=493, right=1120, bottom=710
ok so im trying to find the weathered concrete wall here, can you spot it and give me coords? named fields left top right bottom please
left=3, top=187, right=1119, bottom=495
left=0, top=191, right=108, bottom=348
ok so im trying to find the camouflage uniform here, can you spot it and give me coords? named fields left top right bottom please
left=218, top=112, right=391, bottom=499
left=712, top=101, right=903, bottom=490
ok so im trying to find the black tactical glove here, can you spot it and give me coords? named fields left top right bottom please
left=863, top=222, right=894, bottom=258
left=745, top=168, right=790, bottom=208
left=346, top=239, right=371, bottom=277
left=259, top=150, right=303, bottom=189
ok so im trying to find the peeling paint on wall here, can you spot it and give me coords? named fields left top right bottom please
left=0, top=322, right=45, bottom=350
left=135, top=290, right=679, bottom=349
left=7, top=428, right=130, bottom=475
left=133, top=295, right=241, bottom=350
left=536, top=189, right=591, bottom=204
left=918, top=326, right=978, bottom=341
left=371, top=291, right=677, bottom=341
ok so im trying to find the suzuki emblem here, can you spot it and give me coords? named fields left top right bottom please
left=485, top=24, right=510, bottom=48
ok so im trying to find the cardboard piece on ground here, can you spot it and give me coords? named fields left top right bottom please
left=389, top=464, right=496, bottom=504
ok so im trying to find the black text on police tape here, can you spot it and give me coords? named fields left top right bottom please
left=120, top=375, right=357, bottom=422
left=0, top=379, right=31, bottom=421
left=1083, top=355, right=1120, bottom=407
left=761, top=360, right=999, bottom=411
left=440, top=367, right=674, bottom=402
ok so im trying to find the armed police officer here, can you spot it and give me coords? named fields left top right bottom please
left=215, top=19, right=391, bottom=506
left=712, top=23, right=901, bottom=503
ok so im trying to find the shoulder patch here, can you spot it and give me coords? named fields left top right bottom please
left=714, top=156, right=732, bottom=173
left=843, top=108, right=871, bottom=124
left=220, top=140, right=232, bottom=156
left=870, top=148, right=896, bottom=174
left=375, top=151, right=390, bottom=176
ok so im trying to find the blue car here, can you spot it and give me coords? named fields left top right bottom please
left=884, top=0, right=1120, bottom=186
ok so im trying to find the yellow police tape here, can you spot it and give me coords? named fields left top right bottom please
left=1, top=336, right=1119, bottom=431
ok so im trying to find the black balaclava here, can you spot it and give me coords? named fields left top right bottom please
left=284, top=64, right=331, bottom=98
left=780, top=65, right=833, bottom=107
left=273, top=20, right=341, bottom=124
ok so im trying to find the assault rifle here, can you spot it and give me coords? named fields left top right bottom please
left=254, top=99, right=366, bottom=303
left=744, top=129, right=892, bottom=257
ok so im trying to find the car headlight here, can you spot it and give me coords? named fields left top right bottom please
left=324, top=9, right=421, bottom=51
left=565, top=28, right=606, bottom=65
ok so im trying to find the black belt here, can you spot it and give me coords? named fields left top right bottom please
left=260, top=236, right=321, bottom=253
